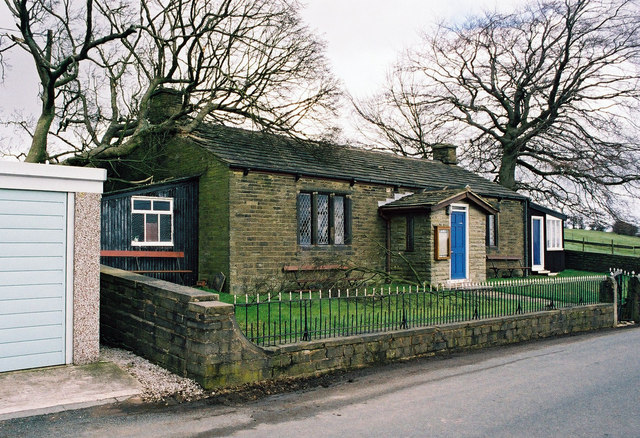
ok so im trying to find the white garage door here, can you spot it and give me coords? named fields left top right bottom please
left=0, top=189, right=67, bottom=372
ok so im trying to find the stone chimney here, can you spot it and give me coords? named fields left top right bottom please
left=432, top=143, right=458, bottom=165
left=148, top=88, right=184, bottom=124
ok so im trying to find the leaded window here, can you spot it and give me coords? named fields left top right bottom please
left=317, top=194, right=330, bottom=244
left=334, top=196, right=345, bottom=245
left=297, top=192, right=351, bottom=246
left=131, top=196, right=174, bottom=246
left=298, top=193, right=312, bottom=245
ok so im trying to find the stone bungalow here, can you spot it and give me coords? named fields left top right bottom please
left=100, top=124, right=568, bottom=294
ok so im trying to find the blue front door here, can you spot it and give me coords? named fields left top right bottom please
left=450, top=210, right=466, bottom=280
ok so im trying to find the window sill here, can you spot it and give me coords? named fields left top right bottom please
left=131, top=242, right=175, bottom=247
left=298, top=244, right=352, bottom=251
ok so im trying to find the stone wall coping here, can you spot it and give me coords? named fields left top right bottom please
left=261, top=303, right=611, bottom=355
left=100, top=265, right=217, bottom=302
left=188, top=300, right=234, bottom=315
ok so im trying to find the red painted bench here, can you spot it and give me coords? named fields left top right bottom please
left=100, top=250, right=192, bottom=274
left=283, top=264, right=364, bottom=290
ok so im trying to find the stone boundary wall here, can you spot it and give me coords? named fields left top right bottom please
left=100, top=266, right=615, bottom=390
left=566, top=249, right=640, bottom=273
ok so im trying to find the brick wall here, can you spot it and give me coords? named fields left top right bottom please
left=101, top=266, right=614, bottom=390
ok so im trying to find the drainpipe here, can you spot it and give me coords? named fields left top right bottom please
left=380, top=212, right=391, bottom=275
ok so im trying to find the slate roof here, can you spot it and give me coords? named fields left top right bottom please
left=380, top=188, right=498, bottom=215
left=190, top=125, right=526, bottom=200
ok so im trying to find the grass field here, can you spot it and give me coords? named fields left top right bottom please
left=564, top=228, right=640, bottom=257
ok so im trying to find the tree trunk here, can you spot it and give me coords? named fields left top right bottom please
left=25, top=107, right=55, bottom=163
left=497, top=146, right=518, bottom=190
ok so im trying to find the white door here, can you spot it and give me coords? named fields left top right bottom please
left=0, top=189, right=67, bottom=372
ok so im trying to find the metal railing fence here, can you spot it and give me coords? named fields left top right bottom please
left=234, top=276, right=606, bottom=347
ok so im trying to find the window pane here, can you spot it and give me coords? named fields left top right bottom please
left=317, top=194, right=329, bottom=244
left=298, top=193, right=312, bottom=245
left=487, top=215, right=496, bottom=246
left=406, top=215, right=414, bottom=252
left=334, top=196, right=345, bottom=245
left=132, top=213, right=144, bottom=242
left=133, top=199, right=151, bottom=210
left=160, top=215, right=172, bottom=242
left=146, top=214, right=159, bottom=242
left=546, top=218, right=563, bottom=249
left=153, top=200, right=171, bottom=211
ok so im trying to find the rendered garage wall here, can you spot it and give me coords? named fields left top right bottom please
left=0, top=162, right=106, bottom=366
left=72, top=192, right=103, bottom=363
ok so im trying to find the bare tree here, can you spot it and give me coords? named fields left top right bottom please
left=1, top=0, right=339, bottom=165
left=2, top=0, right=136, bottom=162
left=354, top=0, right=640, bottom=219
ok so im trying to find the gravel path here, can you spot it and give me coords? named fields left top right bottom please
left=100, top=346, right=205, bottom=403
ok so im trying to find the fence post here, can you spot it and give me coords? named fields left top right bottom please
left=625, top=276, right=640, bottom=322
left=582, top=237, right=585, bottom=252
left=600, top=275, right=617, bottom=327
left=611, top=239, right=614, bottom=255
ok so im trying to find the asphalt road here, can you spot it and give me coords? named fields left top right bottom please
left=2, top=327, right=639, bottom=438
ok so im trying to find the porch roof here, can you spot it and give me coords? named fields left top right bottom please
left=379, top=187, right=498, bottom=216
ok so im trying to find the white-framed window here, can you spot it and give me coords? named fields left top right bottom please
left=131, top=196, right=174, bottom=246
left=546, top=216, right=563, bottom=250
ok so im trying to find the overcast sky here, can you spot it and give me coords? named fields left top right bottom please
left=299, top=0, right=526, bottom=99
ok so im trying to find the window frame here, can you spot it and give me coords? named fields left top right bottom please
left=406, top=215, right=415, bottom=252
left=131, top=196, right=174, bottom=247
left=546, top=215, right=564, bottom=251
left=434, top=225, right=451, bottom=261
left=486, top=214, right=498, bottom=247
left=297, top=191, right=351, bottom=247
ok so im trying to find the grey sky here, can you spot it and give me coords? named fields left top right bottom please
left=299, top=0, right=527, bottom=98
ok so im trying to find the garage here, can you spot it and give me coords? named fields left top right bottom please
left=0, top=189, right=68, bottom=372
left=0, top=162, right=106, bottom=373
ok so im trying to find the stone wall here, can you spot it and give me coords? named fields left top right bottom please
left=227, top=171, right=394, bottom=294
left=101, top=266, right=614, bottom=390
left=389, top=214, right=429, bottom=283
left=485, top=199, right=526, bottom=276
left=566, top=250, right=640, bottom=274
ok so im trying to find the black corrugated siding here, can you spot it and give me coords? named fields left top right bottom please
left=101, top=178, right=199, bottom=285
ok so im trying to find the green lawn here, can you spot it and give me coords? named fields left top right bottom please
left=203, top=274, right=603, bottom=346
left=565, top=228, right=640, bottom=257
